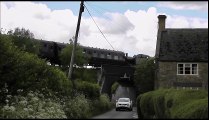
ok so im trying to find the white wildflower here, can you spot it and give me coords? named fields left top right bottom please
left=38, top=93, right=44, bottom=98
left=6, top=95, right=12, bottom=98
left=23, top=108, right=28, bottom=111
left=50, top=106, right=55, bottom=110
left=39, top=108, right=45, bottom=113
left=9, top=106, right=16, bottom=111
left=31, top=97, right=39, bottom=102
left=28, top=92, right=34, bottom=97
left=3, top=105, right=9, bottom=110
left=5, top=89, right=8, bottom=93
left=19, top=100, right=28, bottom=106
left=62, top=115, right=67, bottom=119
left=20, top=96, right=26, bottom=101
left=11, top=102, right=15, bottom=106
left=27, top=105, right=33, bottom=108
left=17, top=89, right=23, bottom=93
left=28, top=108, right=33, bottom=112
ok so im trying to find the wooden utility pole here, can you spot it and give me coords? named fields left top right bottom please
left=68, top=1, right=84, bottom=83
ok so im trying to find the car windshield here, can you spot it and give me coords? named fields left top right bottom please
left=118, top=98, right=130, bottom=102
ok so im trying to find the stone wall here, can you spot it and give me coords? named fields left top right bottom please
left=156, top=62, right=208, bottom=89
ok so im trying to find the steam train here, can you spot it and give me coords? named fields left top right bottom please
left=36, top=39, right=149, bottom=67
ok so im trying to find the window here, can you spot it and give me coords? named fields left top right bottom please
left=178, top=64, right=183, bottom=74
left=118, top=98, right=130, bottom=102
left=192, top=64, right=198, bottom=74
left=177, top=63, right=198, bottom=75
left=114, top=55, right=118, bottom=60
left=185, top=64, right=191, bottom=74
left=93, top=51, right=97, bottom=57
left=107, top=53, right=111, bottom=59
left=100, top=53, right=105, bottom=58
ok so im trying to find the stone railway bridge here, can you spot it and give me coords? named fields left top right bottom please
left=35, top=39, right=150, bottom=99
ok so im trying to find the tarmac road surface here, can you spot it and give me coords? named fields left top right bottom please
left=92, top=107, right=138, bottom=119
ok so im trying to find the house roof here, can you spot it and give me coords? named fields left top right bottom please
left=158, top=28, right=208, bottom=62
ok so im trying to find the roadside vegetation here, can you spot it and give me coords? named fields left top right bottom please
left=0, top=27, right=112, bottom=119
left=111, top=81, right=119, bottom=94
left=137, top=88, right=208, bottom=119
left=134, top=57, right=155, bottom=96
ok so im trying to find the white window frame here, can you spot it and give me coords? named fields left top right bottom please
left=100, top=53, right=105, bottom=58
left=107, top=53, right=111, bottom=59
left=114, top=55, right=118, bottom=60
left=177, top=63, right=198, bottom=75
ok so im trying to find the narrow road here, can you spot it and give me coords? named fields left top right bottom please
left=92, top=107, right=138, bottom=119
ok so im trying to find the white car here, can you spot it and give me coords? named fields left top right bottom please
left=115, top=98, right=132, bottom=111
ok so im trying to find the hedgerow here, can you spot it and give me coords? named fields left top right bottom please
left=137, top=88, right=208, bottom=119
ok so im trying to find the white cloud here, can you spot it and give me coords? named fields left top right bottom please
left=158, top=2, right=208, bottom=12
left=124, top=7, right=159, bottom=56
left=166, top=15, right=208, bottom=28
left=101, top=12, right=134, bottom=34
left=1, top=2, right=208, bottom=57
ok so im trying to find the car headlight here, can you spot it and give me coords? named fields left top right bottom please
left=127, top=103, right=130, bottom=107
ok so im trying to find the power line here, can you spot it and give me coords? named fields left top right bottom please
left=86, top=2, right=115, bottom=14
left=85, top=2, right=112, bottom=23
left=85, top=2, right=132, bottom=39
left=84, top=3, right=115, bottom=51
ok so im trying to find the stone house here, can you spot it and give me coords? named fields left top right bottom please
left=155, top=15, right=208, bottom=89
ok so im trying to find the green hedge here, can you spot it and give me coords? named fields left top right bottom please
left=0, top=34, right=72, bottom=98
left=137, top=89, right=208, bottom=119
left=75, top=80, right=100, bottom=99
left=64, top=94, right=91, bottom=119
left=73, top=68, right=97, bottom=83
left=90, top=94, right=112, bottom=116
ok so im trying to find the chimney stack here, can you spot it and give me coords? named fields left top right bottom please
left=158, top=15, right=166, bottom=31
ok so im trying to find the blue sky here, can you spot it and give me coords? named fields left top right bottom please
left=39, top=1, right=208, bottom=18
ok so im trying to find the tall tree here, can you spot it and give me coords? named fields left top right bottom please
left=7, top=27, right=34, bottom=39
left=134, top=57, right=155, bottom=95
left=7, top=27, right=40, bottom=55
left=59, top=39, right=87, bottom=70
